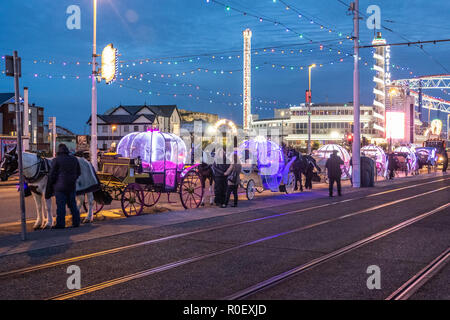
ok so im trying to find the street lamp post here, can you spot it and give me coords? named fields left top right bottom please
left=352, top=0, right=361, bottom=188
left=307, top=64, right=316, bottom=154
left=90, top=0, right=98, bottom=170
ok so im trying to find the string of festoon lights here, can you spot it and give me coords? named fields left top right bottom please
left=273, top=0, right=344, bottom=36
left=114, top=82, right=246, bottom=107
left=119, top=54, right=375, bottom=79
left=204, top=0, right=351, bottom=43
left=21, top=39, right=351, bottom=68
left=119, top=72, right=292, bottom=107
left=114, top=83, right=294, bottom=111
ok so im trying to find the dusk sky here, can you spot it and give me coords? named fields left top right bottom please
left=1, top=0, right=449, bottom=134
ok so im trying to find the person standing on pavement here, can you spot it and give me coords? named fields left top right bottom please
left=49, top=144, right=81, bottom=229
left=304, top=155, right=321, bottom=190
left=212, top=150, right=230, bottom=207
left=325, top=150, right=344, bottom=197
left=291, top=150, right=305, bottom=192
left=223, top=153, right=242, bottom=208
left=442, top=151, right=448, bottom=173
left=387, top=153, right=398, bottom=180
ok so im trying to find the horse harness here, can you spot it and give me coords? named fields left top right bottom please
left=25, top=156, right=51, bottom=184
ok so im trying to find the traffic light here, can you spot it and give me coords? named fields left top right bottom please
left=305, top=90, right=312, bottom=103
left=347, top=133, right=354, bottom=145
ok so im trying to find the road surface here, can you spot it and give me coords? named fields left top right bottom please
left=0, top=173, right=448, bottom=300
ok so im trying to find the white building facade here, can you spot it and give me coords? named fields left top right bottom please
left=251, top=103, right=383, bottom=147
left=88, top=105, right=181, bottom=150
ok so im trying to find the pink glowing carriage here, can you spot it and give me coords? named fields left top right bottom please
left=96, top=130, right=204, bottom=217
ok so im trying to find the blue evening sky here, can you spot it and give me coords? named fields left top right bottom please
left=1, top=0, right=449, bottom=134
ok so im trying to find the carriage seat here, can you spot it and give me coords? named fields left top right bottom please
left=100, top=157, right=136, bottom=180
left=142, top=160, right=180, bottom=188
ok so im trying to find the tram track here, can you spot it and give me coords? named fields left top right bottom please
left=0, top=177, right=448, bottom=280
left=225, top=203, right=450, bottom=300
left=45, top=187, right=449, bottom=300
left=385, top=247, right=450, bottom=300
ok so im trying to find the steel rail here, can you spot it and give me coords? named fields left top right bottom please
left=385, top=247, right=450, bottom=300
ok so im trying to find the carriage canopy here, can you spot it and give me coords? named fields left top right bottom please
left=117, top=130, right=187, bottom=172
left=361, top=145, right=387, bottom=176
left=394, top=146, right=418, bottom=171
left=238, top=137, right=285, bottom=191
left=313, top=144, right=351, bottom=179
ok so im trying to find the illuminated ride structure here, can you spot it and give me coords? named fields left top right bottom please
left=237, top=137, right=296, bottom=200
left=371, top=33, right=450, bottom=145
left=96, top=130, right=204, bottom=216
left=313, top=144, right=352, bottom=182
left=394, top=76, right=450, bottom=114
left=422, top=119, right=448, bottom=167
left=361, top=145, right=388, bottom=179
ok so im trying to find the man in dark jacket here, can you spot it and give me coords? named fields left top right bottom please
left=223, top=153, right=242, bottom=208
left=292, top=151, right=305, bottom=192
left=304, top=155, right=321, bottom=190
left=212, top=150, right=230, bottom=206
left=49, top=144, right=81, bottom=228
left=326, top=150, right=344, bottom=197
left=387, top=153, right=398, bottom=180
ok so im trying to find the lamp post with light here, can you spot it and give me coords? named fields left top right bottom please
left=307, top=64, right=316, bottom=154
left=90, top=0, right=99, bottom=170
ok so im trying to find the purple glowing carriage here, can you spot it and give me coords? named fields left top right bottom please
left=96, top=130, right=204, bottom=216
left=237, top=137, right=296, bottom=200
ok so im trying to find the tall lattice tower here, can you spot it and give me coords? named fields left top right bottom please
left=243, top=29, right=252, bottom=131
left=372, top=32, right=390, bottom=138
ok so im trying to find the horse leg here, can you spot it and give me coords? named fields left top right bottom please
left=209, top=180, right=214, bottom=205
left=76, top=194, right=85, bottom=221
left=43, top=196, right=53, bottom=229
left=84, top=193, right=94, bottom=223
left=200, top=178, right=206, bottom=206
left=32, top=192, right=43, bottom=230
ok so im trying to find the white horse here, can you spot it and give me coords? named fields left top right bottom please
left=20, top=152, right=98, bottom=229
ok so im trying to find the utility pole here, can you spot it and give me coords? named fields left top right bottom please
left=352, top=0, right=361, bottom=188
left=6, top=51, right=27, bottom=240
left=23, top=87, right=30, bottom=151
left=90, top=0, right=98, bottom=171
left=307, top=64, right=316, bottom=154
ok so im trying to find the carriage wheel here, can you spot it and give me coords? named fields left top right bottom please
left=121, top=183, right=144, bottom=217
left=83, top=200, right=105, bottom=215
left=141, top=186, right=162, bottom=208
left=246, top=179, right=256, bottom=200
left=180, top=170, right=204, bottom=209
left=285, top=172, right=296, bottom=194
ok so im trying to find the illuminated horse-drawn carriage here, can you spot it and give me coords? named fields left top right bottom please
left=392, top=146, right=419, bottom=176
left=237, top=137, right=296, bottom=200
left=96, top=130, right=203, bottom=216
left=313, top=144, right=352, bottom=183
left=361, top=145, right=388, bottom=179
left=415, top=147, right=438, bottom=173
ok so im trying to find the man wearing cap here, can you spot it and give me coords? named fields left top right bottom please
left=325, top=150, right=344, bottom=197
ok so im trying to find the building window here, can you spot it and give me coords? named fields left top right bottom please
left=102, top=126, right=108, bottom=133
left=124, top=125, right=129, bottom=132
left=134, top=125, right=139, bottom=132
